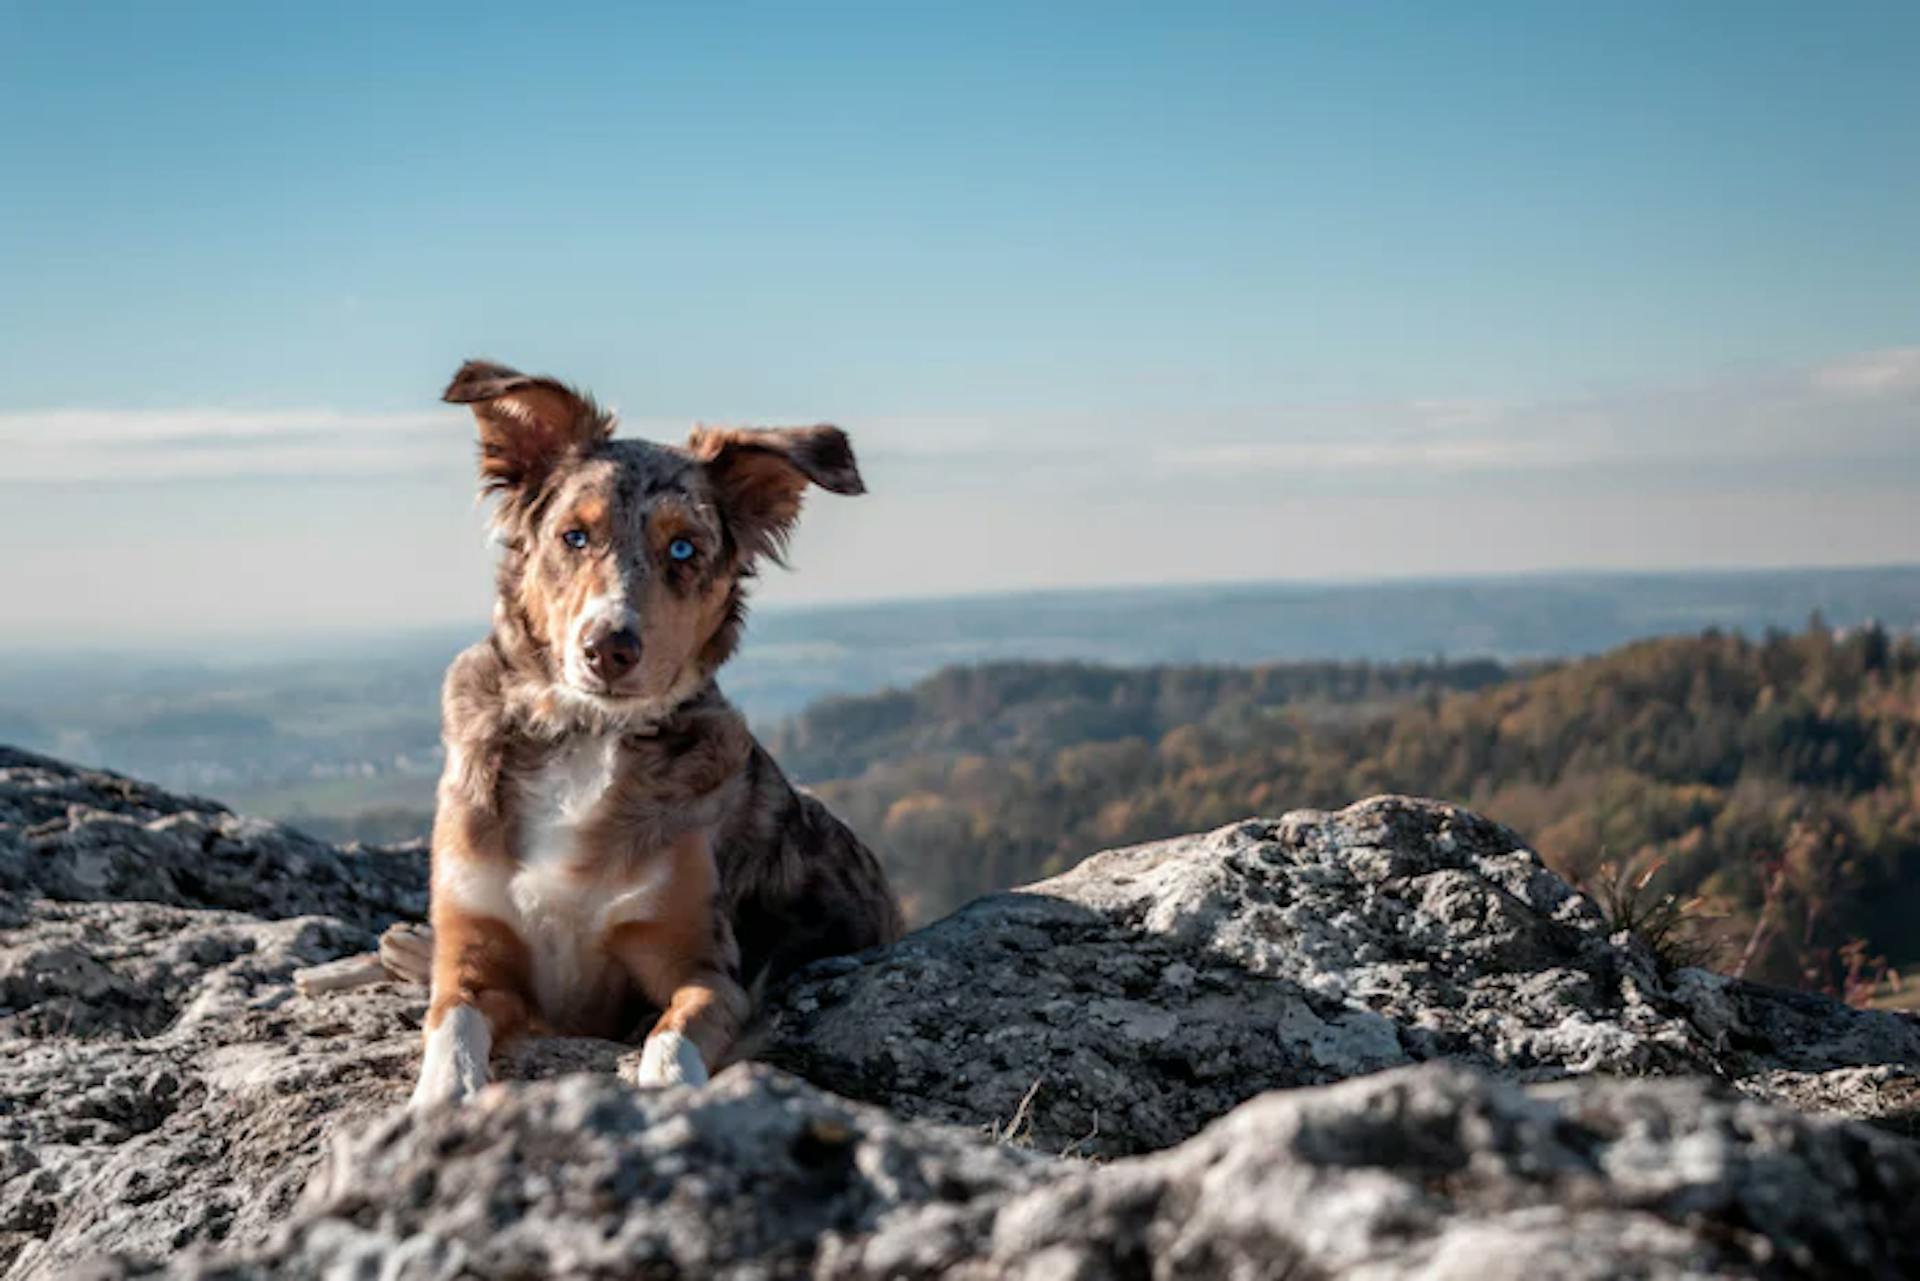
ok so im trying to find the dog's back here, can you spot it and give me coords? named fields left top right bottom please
left=715, top=738, right=903, bottom=987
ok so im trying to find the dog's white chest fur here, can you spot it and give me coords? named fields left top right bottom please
left=519, top=733, right=620, bottom=872
left=505, top=734, right=661, bottom=1028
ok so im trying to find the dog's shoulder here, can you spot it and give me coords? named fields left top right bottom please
left=437, top=639, right=513, bottom=814
left=441, top=639, right=506, bottom=721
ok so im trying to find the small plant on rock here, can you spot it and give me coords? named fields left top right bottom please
left=1589, top=856, right=1719, bottom=973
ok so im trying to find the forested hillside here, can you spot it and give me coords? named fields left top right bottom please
left=771, top=622, right=1920, bottom=995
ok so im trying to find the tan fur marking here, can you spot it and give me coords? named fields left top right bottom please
left=604, top=831, right=747, bottom=1067
left=425, top=910, right=532, bottom=1038
left=644, top=500, right=702, bottom=551
left=570, top=496, right=608, bottom=531
left=633, top=574, right=735, bottom=705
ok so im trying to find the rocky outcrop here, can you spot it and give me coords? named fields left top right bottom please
left=3, top=749, right=484, bottom=1277
left=763, top=802, right=1920, bottom=1155
left=0, top=746, right=427, bottom=932
left=3, top=746, right=1918, bottom=1278
left=143, top=1062, right=1920, bottom=1281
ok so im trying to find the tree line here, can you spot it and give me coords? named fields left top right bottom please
left=769, top=620, right=1920, bottom=996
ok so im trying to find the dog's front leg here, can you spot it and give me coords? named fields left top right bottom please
left=410, top=909, right=530, bottom=1111
left=607, top=916, right=749, bottom=1089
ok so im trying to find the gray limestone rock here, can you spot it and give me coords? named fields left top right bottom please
left=2, top=751, right=1916, bottom=1279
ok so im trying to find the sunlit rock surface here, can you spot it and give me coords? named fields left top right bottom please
left=3, top=746, right=1916, bottom=1279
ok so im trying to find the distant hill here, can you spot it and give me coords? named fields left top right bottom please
left=4, top=564, right=1918, bottom=813
left=4, top=567, right=1918, bottom=996
left=727, top=564, right=1920, bottom=718
left=777, top=621, right=1920, bottom=996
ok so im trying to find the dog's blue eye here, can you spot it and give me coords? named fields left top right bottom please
left=668, top=537, right=696, bottom=562
left=561, top=529, right=589, bottom=551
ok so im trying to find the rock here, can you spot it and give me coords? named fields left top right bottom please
left=3, top=752, right=1917, bottom=1278
left=118, top=1062, right=1920, bottom=1281
left=0, top=898, right=625, bottom=1279
left=0, top=746, right=428, bottom=933
left=764, top=800, right=1920, bottom=1154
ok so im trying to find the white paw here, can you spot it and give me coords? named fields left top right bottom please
left=630, top=1028, right=709, bottom=1089
left=409, top=1005, right=491, bottom=1111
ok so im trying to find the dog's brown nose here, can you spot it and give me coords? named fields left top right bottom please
left=582, top=627, right=641, bottom=683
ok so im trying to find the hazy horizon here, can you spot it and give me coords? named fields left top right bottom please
left=2, top=561, right=1916, bottom=660
left=8, top=563, right=1918, bottom=828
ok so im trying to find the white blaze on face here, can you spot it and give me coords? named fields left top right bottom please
left=563, top=591, right=641, bottom=691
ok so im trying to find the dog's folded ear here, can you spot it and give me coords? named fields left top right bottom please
left=688, top=425, right=865, bottom=564
left=443, top=359, right=613, bottom=494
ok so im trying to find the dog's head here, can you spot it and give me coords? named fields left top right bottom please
left=444, top=359, right=863, bottom=721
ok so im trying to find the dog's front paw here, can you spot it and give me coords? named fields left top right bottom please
left=409, top=1005, right=491, bottom=1111
left=628, top=1028, right=710, bottom=1089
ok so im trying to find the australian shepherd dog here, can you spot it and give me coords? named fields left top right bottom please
left=409, top=360, right=901, bottom=1109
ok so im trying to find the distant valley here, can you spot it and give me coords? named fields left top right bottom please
left=3, top=564, right=1918, bottom=978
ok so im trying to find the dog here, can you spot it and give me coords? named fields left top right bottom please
left=409, top=359, right=902, bottom=1110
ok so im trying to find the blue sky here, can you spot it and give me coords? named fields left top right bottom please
left=2, top=1, right=1917, bottom=638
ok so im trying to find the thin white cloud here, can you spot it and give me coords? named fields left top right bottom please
left=0, top=404, right=1061, bottom=483
left=1810, top=346, right=1920, bottom=396
left=3, top=345, right=1916, bottom=486
left=0, top=408, right=686, bottom=482
left=1161, top=438, right=1568, bottom=473
left=8, top=408, right=444, bottom=444
left=1158, top=348, right=1920, bottom=480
